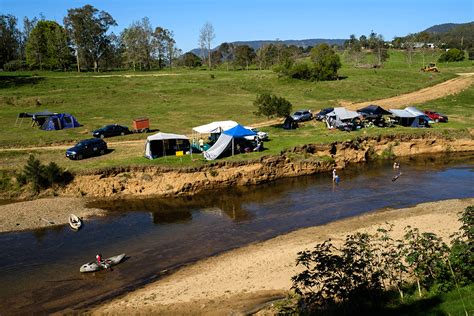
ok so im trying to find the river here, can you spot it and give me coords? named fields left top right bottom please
left=0, top=153, right=473, bottom=314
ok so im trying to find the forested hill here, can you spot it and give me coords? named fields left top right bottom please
left=423, top=22, right=470, bottom=34
left=191, top=38, right=347, bottom=55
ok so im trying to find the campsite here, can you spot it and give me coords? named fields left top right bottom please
left=0, top=3, right=473, bottom=314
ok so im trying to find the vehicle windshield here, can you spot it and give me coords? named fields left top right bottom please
left=294, top=112, right=302, bottom=115
left=76, top=142, right=86, bottom=147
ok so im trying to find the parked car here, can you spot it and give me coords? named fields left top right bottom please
left=291, top=109, right=313, bottom=122
left=244, top=128, right=269, bottom=141
left=92, top=124, right=130, bottom=138
left=424, top=110, right=448, bottom=123
left=66, top=138, right=108, bottom=160
left=315, top=107, right=334, bottom=121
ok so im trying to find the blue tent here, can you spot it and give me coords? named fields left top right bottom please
left=41, top=113, right=81, bottom=131
left=223, top=124, right=256, bottom=137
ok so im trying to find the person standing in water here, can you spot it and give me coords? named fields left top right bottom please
left=332, top=168, right=340, bottom=183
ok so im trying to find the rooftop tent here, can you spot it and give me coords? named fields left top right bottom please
left=41, top=113, right=81, bottom=130
left=326, top=107, right=360, bottom=128
left=389, top=109, right=429, bottom=128
left=145, top=132, right=190, bottom=159
left=192, top=120, right=238, bottom=134
left=357, top=105, right=391, bottom=117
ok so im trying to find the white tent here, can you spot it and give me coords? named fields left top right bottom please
left=145, top=132, right=189, bottom=159
left=192, top=120, right=238, bottom=134
left=326, top=107, right=360, bottom=128
left=389, top=109, right=428, bottom=128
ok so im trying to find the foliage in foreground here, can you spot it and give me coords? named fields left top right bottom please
left=16, top=155, right=73, bottom=193
left=290, top=206, right=473, bottom=314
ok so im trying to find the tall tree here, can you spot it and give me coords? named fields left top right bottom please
left=233, top=45, right=255, bottom=70
left=64, top=5, right=116, bottom=72
left=310, top=43, right=342, bottom=81
left=18, top=16, right=38, bottom=61
left=0, top=14, right=20, bottom=68
left=199, top=22, right=215, bottom=69
left=153, top=27, right=175, bottom=69
left=218, top=42, right=234, bottom=70
left=122, top=18, right=155, bottom=70
left=26, top=20, right=70, bottom=70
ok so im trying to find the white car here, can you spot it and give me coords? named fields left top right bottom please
left=244, top=129, right=268, bottom=141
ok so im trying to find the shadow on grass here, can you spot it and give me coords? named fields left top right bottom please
left=0, top=75, right=45, bottom=89
left=312, top=295, right=445, bottom=316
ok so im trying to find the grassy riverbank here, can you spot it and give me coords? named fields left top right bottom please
left=0, top=50, right=472, bottom=177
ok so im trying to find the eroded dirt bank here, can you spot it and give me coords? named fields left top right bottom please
left=60, top=134, right=474, bottom=198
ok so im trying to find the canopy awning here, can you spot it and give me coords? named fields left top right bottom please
left=147, top=132, right=189, bottom=141
left=223, top=124, right=256, bottom=138
left=357, top=104, right=391, bottom=116
left=192, top=120, right=238, bottom=134
left=389, top=109, right=417, bottom=118
left=327, top=107, right=360, bottom=120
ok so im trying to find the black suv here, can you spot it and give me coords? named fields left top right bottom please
left=66, top=138, right=108, bottom=160
left=92, top=124, right=130, bottom=138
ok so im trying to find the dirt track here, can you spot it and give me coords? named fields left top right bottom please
left=1, top=73, right=472, bottom=152
left=345, top=72, right=473, bottom=109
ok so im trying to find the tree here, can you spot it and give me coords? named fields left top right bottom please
left=18, top=16, right=38, bottom=61
left=178, top=52, right=202, bottom=68
left=368, top=31, right=389, bottom=65
left=64, top=5, right=117, bottom=72
left=0, top=14, right=20, bottom=68
left=310, top=43, right=342, bottom=81
left=218, top=42, right=234, bottom=70
left=26, top=20, right=71, bottom=70
left=153, top=26, right=175, bottom=69
left=233, top=45, right=255, bottom=69
left=253, top=93, right=292, bottom=119
left=345, top=34, right=363, bottom=66
left=122, top=18, right=155, bottom=70
left=199, top=22, right=215, bottom=69
left=438, top=48, right=465, bottom=62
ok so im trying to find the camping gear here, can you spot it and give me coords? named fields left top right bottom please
left=389, top=109, right=430, bottom=128
left=283, top=116, right=298, bottom=129
left=325, top=107, right=360, bottom=130
left=16, top=110, right=56, bottom=127
left=132, top=117, right=150, bottom=133
left=41, top=113, right=81, bottom=131
left=204, top=124, right=256, bottom=160
left=69, top=214, right=82, bottom=230
left=145, top=132, right=190, bottom=159
left=79, top=253, right=126, bottom=273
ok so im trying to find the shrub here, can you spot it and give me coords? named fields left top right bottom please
left=17, top=155, right=73, bottom=193
left=3, top=60, right=28, bottom=71
left=438, top=48, right=465, bottom=62
left=253, top=93, right=292, bottom=118
left=449, top=206, right=474, bottom=286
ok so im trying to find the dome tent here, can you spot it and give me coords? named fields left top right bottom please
left=41, top=113, right=81, bottom=131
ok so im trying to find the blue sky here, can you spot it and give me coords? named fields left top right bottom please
left=1, top=0, right=472, bottom=52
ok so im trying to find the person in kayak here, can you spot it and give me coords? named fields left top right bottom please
left=96, top=254, right=103, bottom=265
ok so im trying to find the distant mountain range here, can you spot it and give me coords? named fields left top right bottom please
left=189, top=22, right=473, bottom=55
left=190, top=38, right=347, bottom=55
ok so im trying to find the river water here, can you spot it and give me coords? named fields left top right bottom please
left=0, top=153, right=473, bottom=314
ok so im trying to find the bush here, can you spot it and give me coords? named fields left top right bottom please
left=449, top=206, right=474, bottom=286
left=253, top=93, right=292, bottom=118
left=17, top=155, right=73, bottom=193
left=3, top=60, right=28, bottom=71
left=438, top=48, right=465, bottom=62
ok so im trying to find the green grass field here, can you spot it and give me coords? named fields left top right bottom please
left=0, top=49, right=472, bottom=173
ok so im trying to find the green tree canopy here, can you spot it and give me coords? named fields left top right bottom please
left=64, top=4, right=116, bottom=72
left=253, top=93, right=292, bottom=118
left=438, top=48, right=465, bottom=62
left=310, top=43, right=342, bottom=81
left=25, top=20, right=71, bottom=70
left=0, top=14, right=20, bottom=68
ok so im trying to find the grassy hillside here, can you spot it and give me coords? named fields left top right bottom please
left=0, top=49, right=472, bottom=173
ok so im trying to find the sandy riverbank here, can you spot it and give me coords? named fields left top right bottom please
left=94, top=198, right=473, bottom=315
left=0, top=197, right=106, bottom=233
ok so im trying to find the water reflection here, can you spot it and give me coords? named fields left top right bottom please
left=0, top=152, right=472, bottom=314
